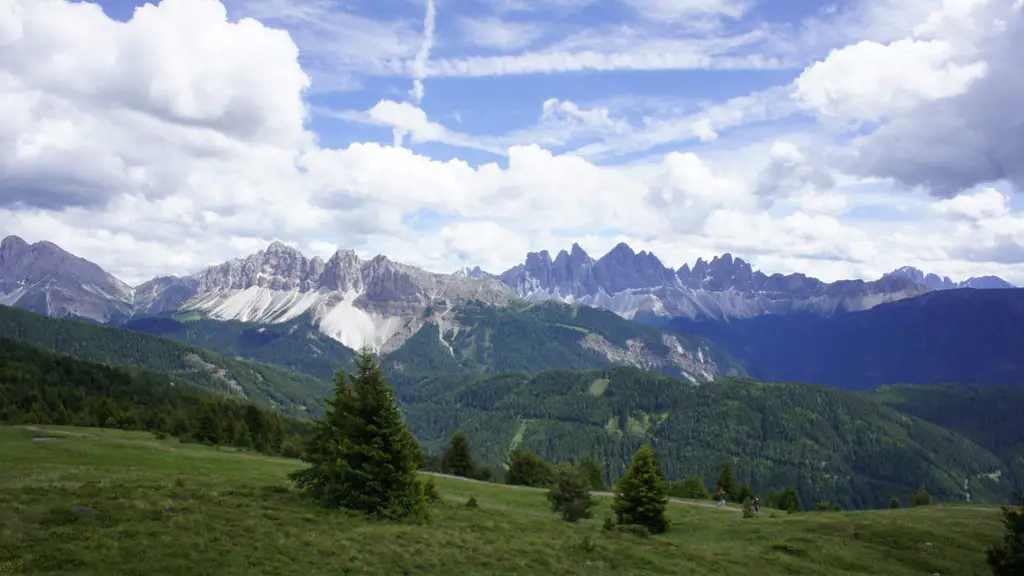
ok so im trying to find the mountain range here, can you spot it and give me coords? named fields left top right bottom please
left=3, top=233, right=1022, bottom=389
left=2, top=234, right=1014, bottom=333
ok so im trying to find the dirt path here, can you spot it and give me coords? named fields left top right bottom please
left=422, top=471, right=742, bottom=513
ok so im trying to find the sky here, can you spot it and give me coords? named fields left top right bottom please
left=1, top=0, right=1023, bottom=285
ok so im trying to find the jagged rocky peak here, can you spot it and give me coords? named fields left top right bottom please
left=453, top=265, right=492, bottom=280
left=192, top=240, right=324, bottom=293
left=320, top=248, right=363, bottom=292
left=593, top=242, right=676, bottom=293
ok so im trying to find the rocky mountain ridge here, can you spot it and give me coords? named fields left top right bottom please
left=0, top=234, right=1015, bottom=353
left=497, top=242, right=1014, bottom=320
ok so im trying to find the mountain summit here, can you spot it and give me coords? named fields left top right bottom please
left=0, top=235, right=134, bottom=322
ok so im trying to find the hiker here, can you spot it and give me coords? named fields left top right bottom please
left=716, top=488, right=726, bottom=508
left=753, top=496, right=760, bottom=515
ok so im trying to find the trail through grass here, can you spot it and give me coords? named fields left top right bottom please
left=0, top=425, right=1005, bottom=575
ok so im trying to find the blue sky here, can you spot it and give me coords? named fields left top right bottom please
left=3, top=0, right=1022, bottom=284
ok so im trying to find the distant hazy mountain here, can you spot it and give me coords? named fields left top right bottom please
left=0, top=235, right=134, bottom=323
left=499, top=242, right=1014, bottom=320
left=662, top=288, right=1024, bottom=390
left=884, top=266, right=1015, bottom=290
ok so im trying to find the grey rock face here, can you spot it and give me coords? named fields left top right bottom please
left=500, top=244, right=1012, bottom=320
left=0, top=235, right=134, bottom=323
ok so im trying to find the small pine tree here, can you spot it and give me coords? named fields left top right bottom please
left=715, top=459, right=736, bottom=500
left=913, top=487, right=931, bottom=506
left=773, top=485, right=803, bottom=513
left=578, top=455, right=606, bottom=491
left=289, top=348, right=427, bottom=520
left=548, top=463, right=599, bottom=522
left=613, top=445, right=669, bottom=534
left=441, top=431, right=475, bottom=477
left=987, top=491, right=1024, bottom=575
left=889, top=496, right=902, bottom=509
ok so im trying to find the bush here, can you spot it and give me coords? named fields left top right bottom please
left=547, top=463, right=599, bottom=522
left=505, top=449, right=555, bottom=488
left=465, top=496, right=479, bottom=508
left=670, top=476, right=710, bottom=500
left=913, top=487, right=931, bottom=506
left=742, top=497, right=755, bottom=519
left=889, top=496, right=902, bottom=509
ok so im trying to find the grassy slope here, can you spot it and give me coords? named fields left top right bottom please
left=0, top=425, right=1004, bottom=576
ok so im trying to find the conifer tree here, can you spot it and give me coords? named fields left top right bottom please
left=193, top=400, right=224, bottom=445
left=289, top=348, right=428, bottom=520
left=548, top=463, right=599, bottom=522
left=613, top=445, right=669, bottom=534
left=987, top=491, right=1024, bottom=576
left=441, top=431, right=475, bottom=477
left=715, top=459, right=736, bottom=499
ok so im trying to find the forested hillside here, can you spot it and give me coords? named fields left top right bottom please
left=0, top=338, right=310, bottom=454
left=121, top=300, right=747, bottom=383
left=0, top=305, right=331, bottom=417
left=865, top=384, right=1024, bottom=487
left=394, top=367, right=1011, bottom=509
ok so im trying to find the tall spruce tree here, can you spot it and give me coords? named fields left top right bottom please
left=613, top=445, right=669, bottom=534
left=441, top=431, right=475, bottom=477
left=289, top=348, right=427, bottom=520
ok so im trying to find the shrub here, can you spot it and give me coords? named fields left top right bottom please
left=547, top=463, right=599, bottom=522
left=913, top=487, right=931, bottom=506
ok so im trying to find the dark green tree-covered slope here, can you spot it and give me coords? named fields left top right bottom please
left=120, top=313, right=357, bottom=381
left=0, top=305, right=330, bottom=417
left=121, top=300, right=748, bottom=383
left=0, top=338, right=311, bottom=453
left=394, top=367, right=1011, bottom=510
left=864, top=384, right=1024, bottom=488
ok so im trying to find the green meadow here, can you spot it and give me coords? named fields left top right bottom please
left=0, top=425, right=1005, bottom=575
